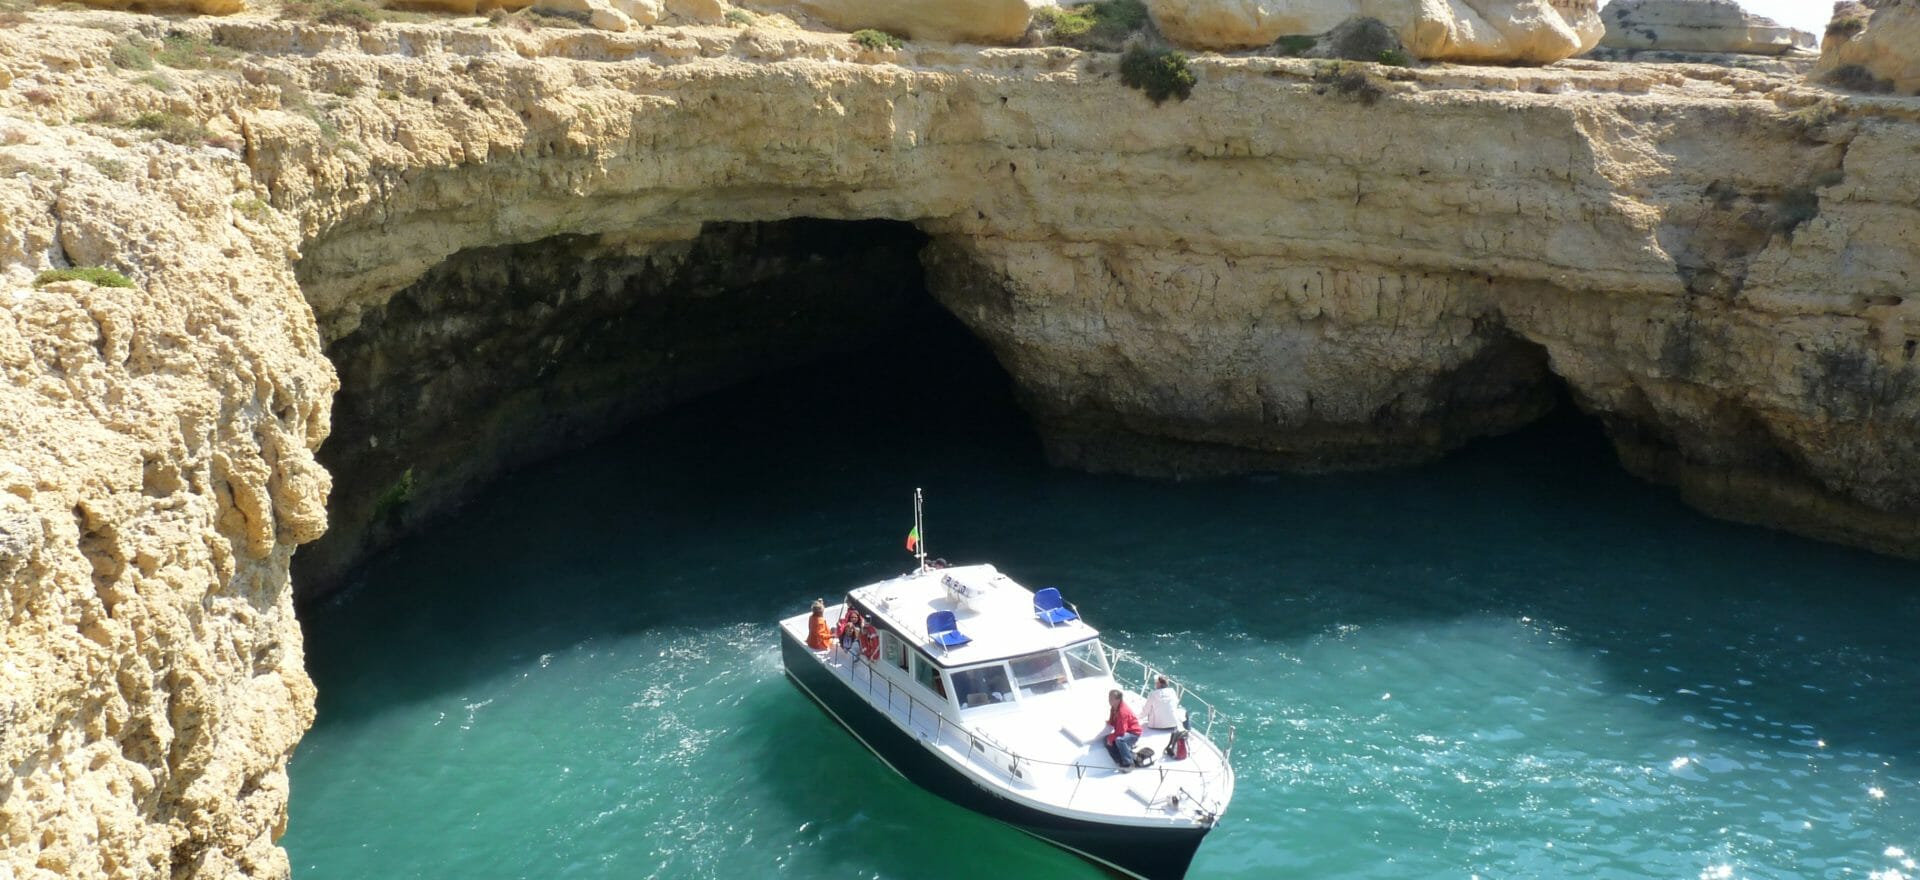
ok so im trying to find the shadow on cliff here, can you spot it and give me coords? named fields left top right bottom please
left=299, top=330, right=1920, bottom=765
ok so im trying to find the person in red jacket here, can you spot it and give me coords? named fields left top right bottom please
left=1103, top=689, right=1143, bottom=770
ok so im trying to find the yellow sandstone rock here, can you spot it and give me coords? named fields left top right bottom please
left=1145, top=0, right=1605, bottom=61
left=1819, top=0, right=1920, bottom=94
left=765, top=0, right=1042, bottom=44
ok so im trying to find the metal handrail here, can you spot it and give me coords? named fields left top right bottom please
left=1102, top=645, right=1235, bottom=761
left=843, top=652, right=1233, bottom=819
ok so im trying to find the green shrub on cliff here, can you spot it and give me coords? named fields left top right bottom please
left=851, top=29, right=903, bottom=50
left=372, top=467, right=416, bottom=522
left=1312, top=61, right=1386, bottom=105
left=1271, top=34, right=1316, bottom=56
left=129, top=111, right=209, bottom=145
left=1827, top=6, right=1869, bottom=40
left=1030, top=0, right=1147, bottom=51
left=34, top=267, right=134, bottom=289
left=1119, top=45, right=1194, bottom=105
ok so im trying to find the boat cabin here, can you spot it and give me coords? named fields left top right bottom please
left=842, top=564, right=1112, bottom=716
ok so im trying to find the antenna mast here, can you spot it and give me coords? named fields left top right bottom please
left=914, top=487, right=927, bottom=573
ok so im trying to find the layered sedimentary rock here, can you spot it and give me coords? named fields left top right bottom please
left=1819, top=0, right=1920, bottom=94
left=1599, top=0, right=1813, bottom=55
left=1146, top=0, right=1606, bottom=61
left=4, top=9, right=1920, bottom=880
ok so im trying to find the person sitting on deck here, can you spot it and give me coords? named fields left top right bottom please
left=1143, top=675, right=1183, bottom=730
left=806, top=600, right=833, bottom=651
left=836, top=607, right=862, bottom=654
left=1103, top=689, right=1143, bottom=771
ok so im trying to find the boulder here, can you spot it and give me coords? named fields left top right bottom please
left=534, top=0, right=661, bottom=28
left=770, top=0, right=1040, bottom=43
left=1818, top=0, right=1920, bottom=94
left=665, top=0, right=725, bottom=23
left=1147, top=0, right=1606, bottom=63
left=1598, top=0, right=1815, bottom=56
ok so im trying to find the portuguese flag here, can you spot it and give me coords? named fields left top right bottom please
left=905, top=526, right=921, bottom=552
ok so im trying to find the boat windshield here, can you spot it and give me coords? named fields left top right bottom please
left=1009, top=649, right=1068, bottom=697
left=1063, top=639, right=1108, bottom=680
left=950, top=664, right=1014, bottom=709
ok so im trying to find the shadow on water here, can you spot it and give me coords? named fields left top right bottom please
left=300, top=305, right=1920, bottom=769
left=298, top=307, right=1046, bottom=727
left=742, top=678, right=1104, bottom=878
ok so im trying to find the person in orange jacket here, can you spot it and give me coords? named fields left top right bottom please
left=806, top=599, right=833, bottom=651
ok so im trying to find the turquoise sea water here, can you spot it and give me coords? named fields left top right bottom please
left=288, top=324, right=1920, bottom=880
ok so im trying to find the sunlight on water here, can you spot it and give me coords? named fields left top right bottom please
left=288, top=334, right=1920, bottom=880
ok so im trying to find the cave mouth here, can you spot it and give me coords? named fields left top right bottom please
left=292, top=218, right=1022, bottom=606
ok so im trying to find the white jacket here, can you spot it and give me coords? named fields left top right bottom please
left=1143, top=686, right=1182, bottom=729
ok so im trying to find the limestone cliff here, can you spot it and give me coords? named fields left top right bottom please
left=0, top=27, right=328, bottom=876
left=1819, top=0, right=1920, bottom=94
left=2, top=8, right=1920, bottom=880
left=1599, top=0, right=1815, bottom=56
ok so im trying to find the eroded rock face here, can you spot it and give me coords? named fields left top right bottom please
left=751, top=0, right=1041, bottom=44
left=1819, top=0, right=1920, bottom=94
left=1599, top=0, right=1814, bottom=55
left=0, top=53, right=328, bottom=880
left=1147, top=0, right=1605, bottom=62
left=5, top=11, right=1920, bottom=880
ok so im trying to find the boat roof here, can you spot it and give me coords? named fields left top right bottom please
left=848, top=563, right=1098, bottom=668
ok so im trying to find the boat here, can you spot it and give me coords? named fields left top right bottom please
left=777, top=490, right=1236, bottom=880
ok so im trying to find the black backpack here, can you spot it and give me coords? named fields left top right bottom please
left=1133, top=746, right=1156, bottom=768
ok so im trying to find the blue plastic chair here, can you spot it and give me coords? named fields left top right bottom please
left=1034, top=588, right=1079, bottom=626
left=927, top=610, right=972, bottom=650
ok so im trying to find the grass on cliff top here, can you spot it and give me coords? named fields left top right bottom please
left=850, top=28, right=903, bottom=50
left=155, top=33, right=240, bottom=69
left=35, top=267, right=134, bottom=289
left=1029, top=0, right=1148, bottom=51
left=109, top=36, right=155, bottom=71
left=282, top=0, right=436, bottom=30
left=1827, top=11, right=1869, bottom=39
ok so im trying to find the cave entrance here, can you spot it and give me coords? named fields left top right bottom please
left=292, top=219, right=1022, bottom=605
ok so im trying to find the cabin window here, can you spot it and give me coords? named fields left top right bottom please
left=1009, top=650, right=1068, bottom=696
left=951, top=664, right=1014, bottom=709
left=882, top=632, right=907, bottom=671
left=911, top=652, right=947, bottom=699
left=1064, top=640, right=1108, bottom=680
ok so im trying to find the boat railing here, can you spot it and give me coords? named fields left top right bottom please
left=1102, top=645, right=1235, bottom=762
left=846, top=654, right=1232, bottom=821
